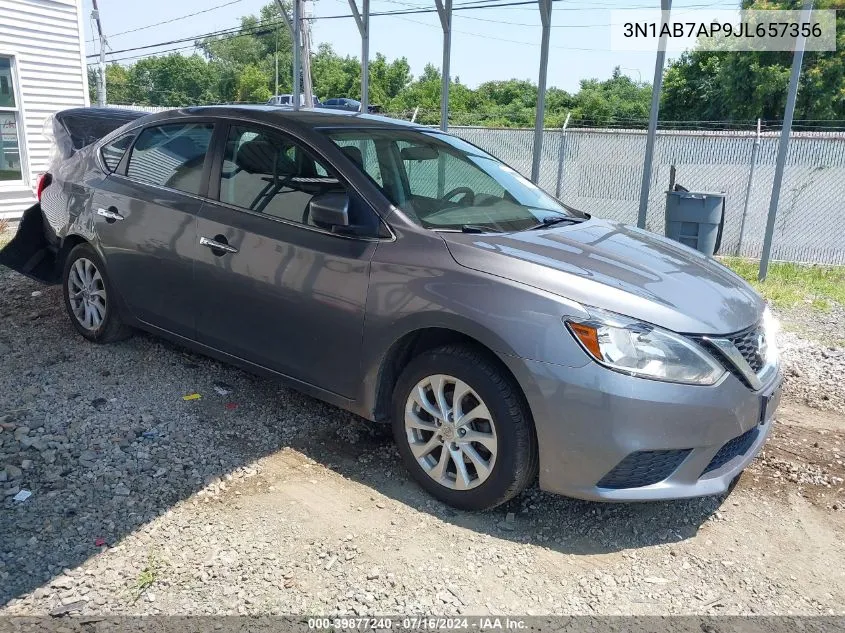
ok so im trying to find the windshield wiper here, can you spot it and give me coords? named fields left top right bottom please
left=461, top=225, right=501, bottom=234
left=527, top=215, right=586, bottom=230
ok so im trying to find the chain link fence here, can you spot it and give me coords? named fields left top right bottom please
left=451, top=125, right=845, bottom=266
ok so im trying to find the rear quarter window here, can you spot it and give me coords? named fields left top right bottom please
left=100, top=133, right=135, bottom=172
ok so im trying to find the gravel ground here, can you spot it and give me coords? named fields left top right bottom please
left=778, top=303, right=845, bottom=412
left=1, top=266, right=844, bottom=617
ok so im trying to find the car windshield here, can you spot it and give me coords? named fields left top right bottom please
left=323, top=128, right=583, bottom=232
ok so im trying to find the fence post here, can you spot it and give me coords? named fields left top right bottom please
left=760, top=0, right=812, bottom=281
left=737, top=118, right=762, bottom=256
left=637, top=0, right=672, bottom=229
left=555, top=112, right=571, bottom=199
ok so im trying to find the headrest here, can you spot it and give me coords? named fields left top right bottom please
left=236, top=138, right=296, bottom=176
left=341, top=145, right=364, bottom=168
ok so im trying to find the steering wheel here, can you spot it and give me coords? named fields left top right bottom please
left=441, top=186, right=475, bottom=205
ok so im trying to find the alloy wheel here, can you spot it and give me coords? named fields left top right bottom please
left=67, top=257, right=107, bottom=331
left=404, top=374, right=498, bottom=491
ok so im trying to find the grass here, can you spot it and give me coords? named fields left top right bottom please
left=721, top=256, right=845, bottom=311
left=131, top=553, right=159, bottom=603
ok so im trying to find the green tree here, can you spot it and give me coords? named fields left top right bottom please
left=199, top=1, right=294, bottom=100
left=127, top=54, right=217, bottom=106
left=571, top=68, right=652, bottom=126
left=237, top=64, right=272, bottom=102
left=105, top=64, right=133, bottom=105
left=661, top=0, right=845, bottom=124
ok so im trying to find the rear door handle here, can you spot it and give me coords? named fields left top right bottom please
left=200, top=236, right=239, bottom=254
left=96, top=207, right=124, bottom=222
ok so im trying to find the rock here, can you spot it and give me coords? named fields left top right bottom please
left=49, top=600, right=85, bottom=617
left=51, top=576, right=75, bottom=590
left=4, top=464, right=22, bottom=480
left=114, top=484, right=130, bottom=496
left=29, top=438, right=49, bottom=451
left=20, top=459, right=33, bottom=470
left=367, top=567, right=380, bottom=580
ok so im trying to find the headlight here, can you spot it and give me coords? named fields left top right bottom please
left=761, top=305, right=780, bottom=366
left=566, top=309, right=726, bottom=385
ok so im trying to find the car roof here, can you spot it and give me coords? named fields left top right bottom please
left=134, top=104, right=426, bottom=132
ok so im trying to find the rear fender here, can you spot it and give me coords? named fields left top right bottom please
left=0, top=204, right=60, bottom=284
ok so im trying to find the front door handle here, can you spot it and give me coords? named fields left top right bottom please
left=96, top=207, right=124, bottom=222
left=200, top=236, right=239, bottom=254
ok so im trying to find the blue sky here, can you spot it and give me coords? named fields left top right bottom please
left=83, top=0, right=738, bottom=93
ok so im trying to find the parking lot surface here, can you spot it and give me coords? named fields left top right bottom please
left=1, top=267, right=844, bottom=616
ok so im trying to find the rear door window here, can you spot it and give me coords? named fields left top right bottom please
left=126, top=123, right=213, bottom=195
left=219, top=124, right=344, bottom=226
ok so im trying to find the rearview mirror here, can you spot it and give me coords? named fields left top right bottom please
left=310, top=192, right=350, bottom=228
left=400, top=145, right=439, bottom=161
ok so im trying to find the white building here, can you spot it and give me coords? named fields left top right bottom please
left=0, top=0, right=89, bottom=219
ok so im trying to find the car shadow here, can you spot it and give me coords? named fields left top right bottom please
left=0, top=269, right=723, bottom=609
left=284, top=413, right=726, bottom=557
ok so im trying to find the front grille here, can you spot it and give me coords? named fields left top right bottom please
left=694, top=322, right=766, bottom=388
left=702, top=427, right=759, bottom=475
left=728, top=325, right=766, bottom=373
left=597, top=449, right=692, bottom=490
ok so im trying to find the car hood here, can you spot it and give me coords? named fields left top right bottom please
left=440, top=218, right=764, bottom=335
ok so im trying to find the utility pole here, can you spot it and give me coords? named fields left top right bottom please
left=91, top=0, right=107, bottom=107
left=301, top=0, right=314, bottom=107
left=292, top=0, right=301, bottom=110
left=275, top=30, right=279, bottom=96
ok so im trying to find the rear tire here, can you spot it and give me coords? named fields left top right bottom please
left=62, top=243, right=131, bottom=343
left=392, top=344, right=537, bottom=511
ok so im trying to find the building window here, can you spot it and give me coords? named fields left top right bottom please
left=0, top=56, right=24, bottom=183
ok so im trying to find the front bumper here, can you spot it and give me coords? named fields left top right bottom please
left=505, top=355, right=782, bottom=502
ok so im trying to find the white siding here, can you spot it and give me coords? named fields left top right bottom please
left=0, top=0, right=88, bottom=218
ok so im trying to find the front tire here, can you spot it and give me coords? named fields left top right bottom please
left=62, top=243, right=131, bottom=343
left=392, top=344, right=538, bottom=511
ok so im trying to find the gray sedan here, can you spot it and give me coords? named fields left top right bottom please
left=0, top=106, right=782, bottom=510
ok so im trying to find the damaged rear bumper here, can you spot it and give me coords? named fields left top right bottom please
left=0, top=204, right=60, bottom=284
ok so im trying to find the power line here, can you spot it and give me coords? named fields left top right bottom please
left=87, top=0, right=514, bottom=58
left=112, top=0, right=245, bottom=39
left=88, top=0, right=739, bottom=63
left=88, top=18, right=287, bottom=58
left=88, top=43, right=208, bottom=64
left=388, top=13, right=605, bottom=50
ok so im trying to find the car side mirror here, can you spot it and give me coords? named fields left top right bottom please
left=310, top=192, right=350, bottom=228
